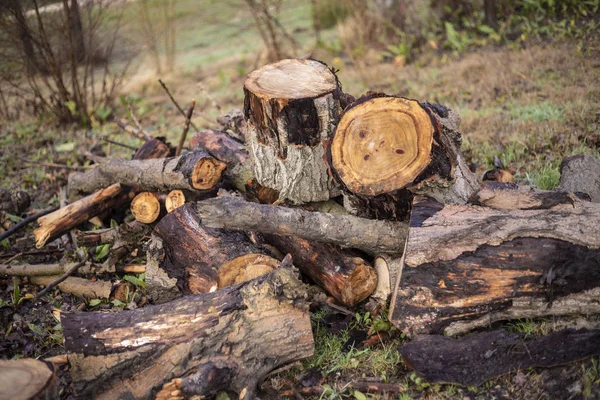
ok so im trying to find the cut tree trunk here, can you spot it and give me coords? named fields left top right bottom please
left=130, top=192, right=162, bottom=223
left=265, top=234, right=377, bottom=307
left=192, top=196, right=408, bottom=254
left=0, top=188, right=30, bottom=214
left=330, top=95, right=479, bottom=204
left=165, top=190, right=185, bottom=212
left=133, top=137, right=172, bottom=160
left=0, top=358, right=56, bottom=400
left=244, top=58, right=344, bottom=204
left=34, top=183, right=123, bottom=248
left=67, top=150, right=226, bottom=196
left=148, top=203, right=280, bottom=294
left=389, top=193, right=600, bottom=337
left=61, top=265, right=314, bottom=400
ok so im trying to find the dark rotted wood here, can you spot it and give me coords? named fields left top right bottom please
left=343, top=190, right=413, bottom=221
left=192, top=196, right=408, bottom=254
left=77, top=220, right=150, bottom=247
left=61, top=265, right=314, bottom=400
left=150, top=204, right=280, bottom=294
left=0, top=188, right=30, bottom=215
left=132, top=137, right=172, bottom=159
left=265, top=234, right=377, bottom=307
left=390, top=195, right=600, bottom=337
left=0, top=358, right=57, bottom=400
left=400, top=329, right=600, bottom=386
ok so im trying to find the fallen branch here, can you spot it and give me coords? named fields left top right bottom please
left=34, top=260, right=87, bottom=301
left=0, top=206, right=58, bottom=243
left=31, top=275, right=113, bottom=299
left=176, top=99, right=195, bottom=156
left=158, top=78, right=200, bottom=132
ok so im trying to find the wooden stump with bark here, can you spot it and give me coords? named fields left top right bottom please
left=244, top=58, right=344, bottom=204
left=62, top=265, right=314, bottom=400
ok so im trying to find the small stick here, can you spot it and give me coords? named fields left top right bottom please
left=158, top=79, right=200, bottom=132
left=127, top=102, right=149, bottom=137
left=198, top=82, right=223, bottom=116
left=17, top=157, right=86, bottom=172
left=33, top=260, right=87, bottom=302
left=176, top=99, right=196, bottom=156
left=113, top=117, right=152, bottom=142
left=101, top=137, right=137, bottom=151
left=0, top=206, right=59, bottom=243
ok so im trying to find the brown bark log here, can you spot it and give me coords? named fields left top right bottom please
left=149, top=203, right=280, bottom=295
left=343, top=190, right=413, bottom=221
left=389, top=194, right=600, bottom=337
left=0, top=358, right=57, bottom=400
left=61, top=265, right=314, bottom=400
left=31, top=275, right=113, bottom=299
left=130, top=192, right=162, bottom=223
left=244, top=58, right=344, bottom=204
left=558, top=153, right=600, bottom=202
left=265, top=234, right=377, bottom=307
left=192, top=196, right=408, bottom=254
left=0, top=188, right=30, bottom=214
left=133, top=137, right=172, bottom=159
left=67, top=149, right=226, bottom=196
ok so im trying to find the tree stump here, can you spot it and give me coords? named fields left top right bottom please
left=244, top=58, right=344, bottom=204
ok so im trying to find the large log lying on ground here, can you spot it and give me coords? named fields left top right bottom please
left=192, top=196, right=408, bottom=254
left=62, top=264, right=314, bottom=400
left=67, top=150, right=226, bottom=196
left=244, top=58, right=345, bottom=204
left=0, top=358, right=57, bottom=400
left=149, top=204, right=280, bottom=294
left=400, top=328, right=600, bottom=386
left=389, top=190, right=600, bottom=337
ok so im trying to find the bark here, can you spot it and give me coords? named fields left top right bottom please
left=484, top=0, right=499, bottom=31
left=69, top=0, right=86, bottom=63
left=133, top=137, right=172, bottom=159
left=244, top=58, right=343, bottom=203
left=0, top=188, right=30, bottom=215
left=389, top=195, right=600, bottom=337
left=0, top=262, right=143, bottom=277
left=77, top=220, right=150, bottom=248
left=61, top=265, right=314, bottom=400
left=34, top=183, right=123, bottom=248
left=192, top=196, right=408, bottom=254
left=149, top=204, right=280, bottom=295
left=265, top=234, right=377, bottom=307
left=0, top=358, right=56, bottom=400
left=558, top=153, right=600, bottom=202
left=400, top=329, right=600, bottom=386
left=67, top=150, right=226, bottom=196
left=343, top=190, right=412, bottom=221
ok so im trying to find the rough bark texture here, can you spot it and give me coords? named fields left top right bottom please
left=558, top=153, right=600, bottom=202
left=192, top=196, right=408, bottom=254
left=0, top=358, right=57, bottom=400
left=390, top=195, right=600, bottom=337
left=34, top=183, right=123, bottom=248
left=265, top=234, right=377, bottom=307
left=400, top=329, right=600, bottom=386
left=343, top=190, right=413, bottom=221
left=132, top=137, right=172, bottom=160
left=62, top=266, right=314, bottom=400
left=244, top=58, right=343, bottom=204
left=67, top=150, right=226, bottom=196
left=148, top=204, right=280, bottom=295
left=0, top=188, right=30, bottom=214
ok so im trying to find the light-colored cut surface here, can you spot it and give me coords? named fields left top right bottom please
left=165, top=190, right=185, bottom=213
left=0, top=359, right=54, bottom=400
left=131, top=192, right=160, bottom=224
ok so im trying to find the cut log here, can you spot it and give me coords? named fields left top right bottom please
left=192, top=196, right=408, bottom=254
left=30, top=275, right=113, bottom=299
left=330, top=96, right=479, bottom=203
left=0, top=358, right=56, bottom=400
left=0, top=188, right=30, bottom=215
left=400, top=329, right=600, bottom=386
left=67, top=150, right=227, bottom=196
left=77, top=220, right=150, bottom=247
left=343, top=190, right=413, bottom=221
left=165, top=190, right=185, bottom=213
left=132, top=137, right=172, bottom=159
left=34, top=183, right=123, bottom=248
left=389, top=194, right=600, bottom=337
left=149, top=204, right=280, bottom=294
left=244, top=58, right=343, bottom=204
left=558, top=153, right=600, bottom=202
left=61, top=265, right=314, bottom=400
left=265, top=234, right=376, bottom=307
left=130, top=192, right=162, bottom=223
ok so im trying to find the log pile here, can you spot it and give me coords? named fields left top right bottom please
left=3, top=58, right=600, bottom=398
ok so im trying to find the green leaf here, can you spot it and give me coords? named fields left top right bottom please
left=65, top=100, right=77, bottom=115
left=89, top=299, right=102, bottom=307
left=123, top=274, right=146, bottom=289
left=353, top=390, right=367, bottom=400
left=28, top=323, right=45, bottom=336
left=55, top=141, right=76, bottom=153
left=7, top=214, right=21, bottom=223
left=0, top=239, right=9, bottom=249
left=111, top=299, right=126, bottom=307
left=215, top=392, right=230, bottom=400
left=95, top=244, right=111, bottom=260
left=110, top=219, right=119, bottom=228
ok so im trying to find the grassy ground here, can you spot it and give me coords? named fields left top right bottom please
left=1, top=1, right=600, bottom=399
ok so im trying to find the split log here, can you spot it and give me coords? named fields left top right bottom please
left=34, top=183, right=123, bottom=248
left=265, top=234, right=376, bottom=307
left=558, top=153, right=600, bottom=202
left=30, top=275, right=113, bottom=299
left=399, top=328, right=600, bottom=386
left=61, top=265, right=314, bottom=400
left=165, top=190, right=185, bottom=212
left=130, top=192, right=162, bottom=223
left=192, top=196, right=408, bottom=254
left=244, top=58, right=344, bottom=204
left=389, top=194, right=600, bottom=337
left=0, top=188, right=30, bottom=214
left=330, top=95, right=479, bottom=203
left=149, top=204, right=280, bottom=294
left=67, top=150, right=226, bottom=196
left=0, top=358, right=56, bottom=400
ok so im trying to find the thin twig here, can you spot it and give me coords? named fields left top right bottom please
left=101, top=137, right=137, bottom=151
left=158, top=79, right=200, bottom=132
left=33, top=259, right=87, bottom=302
left=127, top=101, right=149, bottom=137
left=113, top=116, right=151, bottom=142
left=176, top=99, right=196, bottom=156
left=17, top=157, right=86, bottom=171
left=0, top=206, right=59, bottom=243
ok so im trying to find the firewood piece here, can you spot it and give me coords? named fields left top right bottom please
left=558, top=153, right=600, bottom=202
left=130, top=192, right=161, bottom=223
left=165, top=190, right=185, bottom=213
left=343, top=190, right=413, bottom=221
left=244, top=58, right=343, bottom=204
left=150, top=204, right=280, bottom=294
left=389, top=195, right=600, bottom=337
left=77, top=220, right=150, bottom=247
left=193, top=196, right=408, bottom=254
left=399, top=329, right=600, bottom=386
left=0, top=188, right=30, bottom=214
left=0, top=262, right=143, bottom=277
left=67, top=150, right=227, bottom=196
left=472, top=182, right=581, bottom=210
left=61, top=265, right=314, bottom=400
left=31, top=275, right=113, bottom=298
left=0, top=358, right=56, bottom=400
left=132, top=137, right=172, bottom=159
left=265, top=235, right=376, bottom=307
left=34, top=184, right=123, bottom=248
